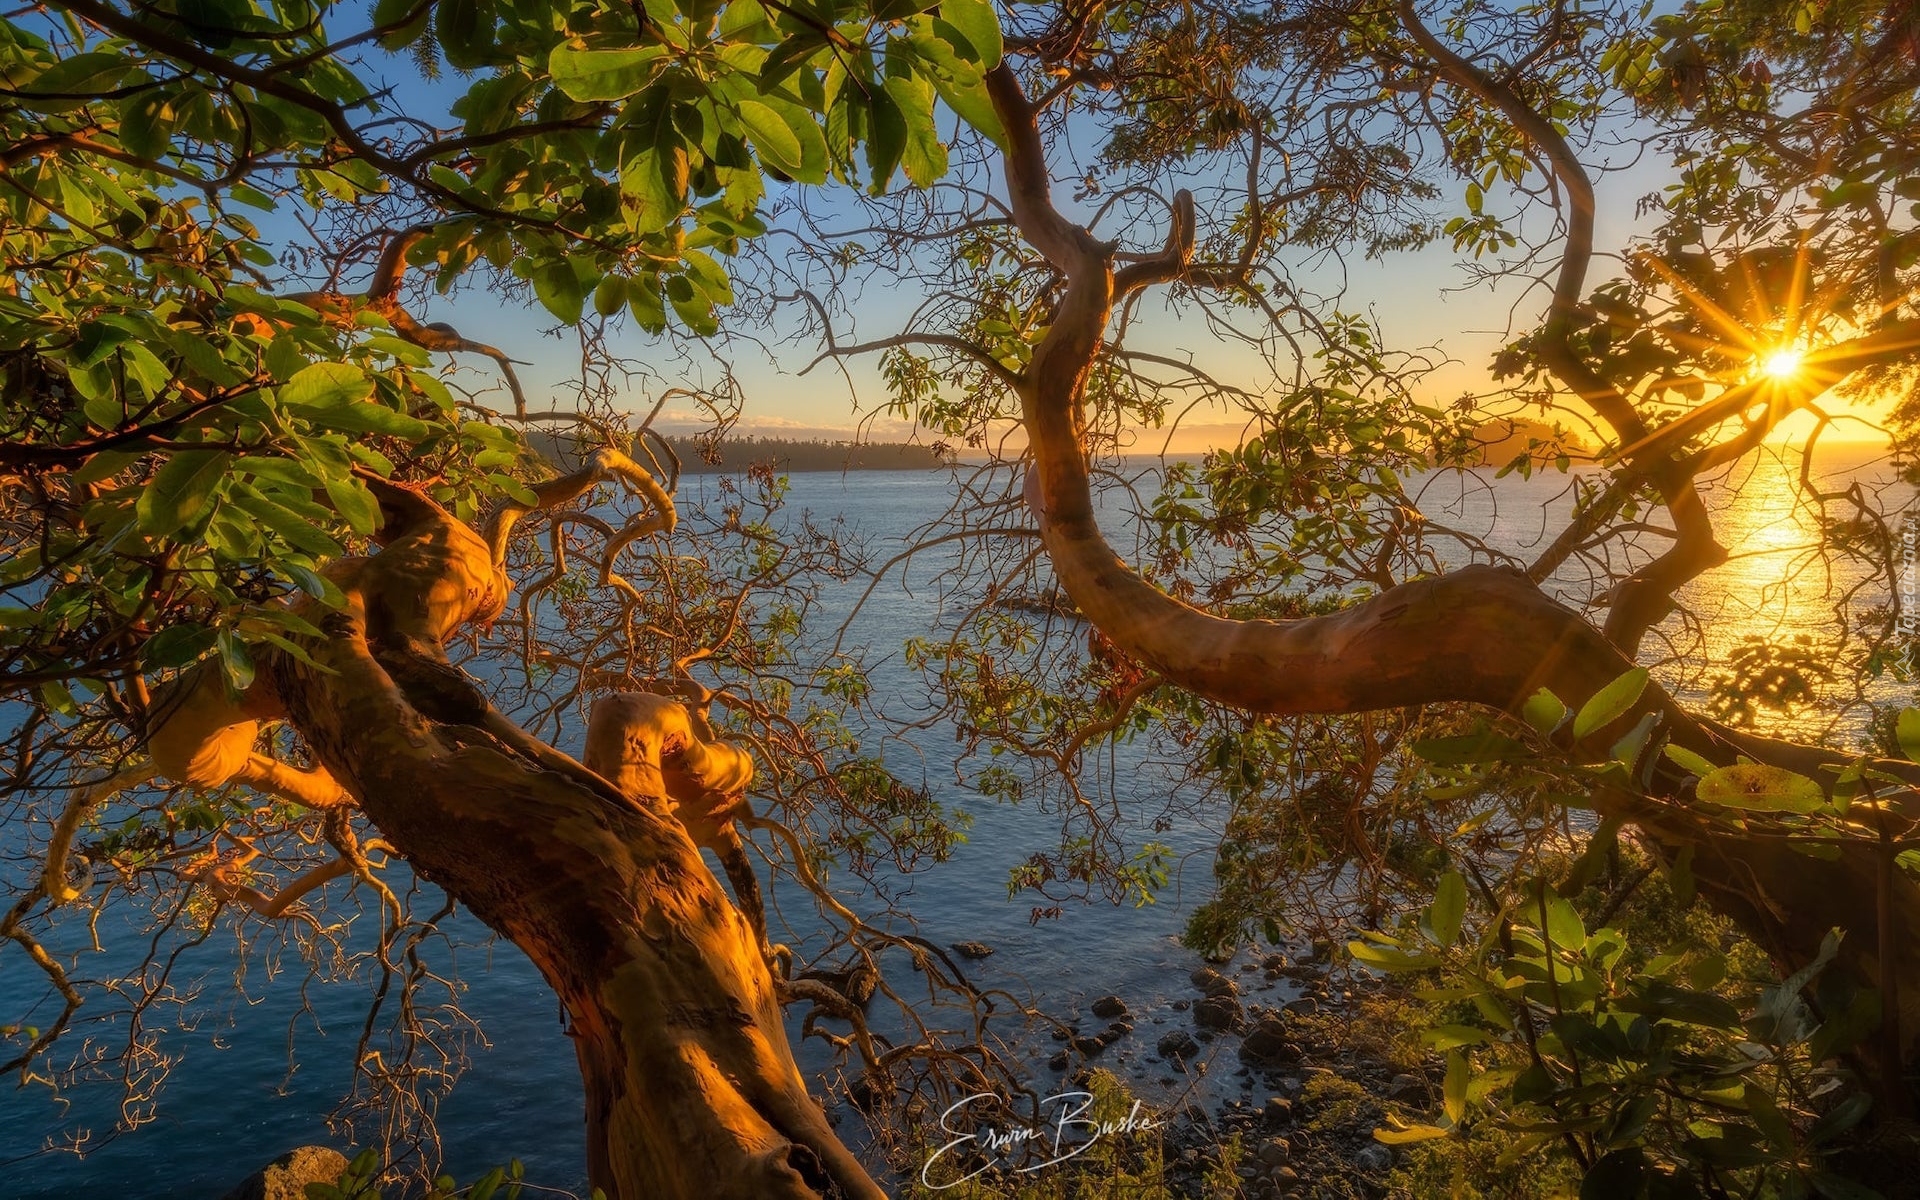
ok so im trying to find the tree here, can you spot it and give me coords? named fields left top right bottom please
left=0, top=0, right=1008, bottom=1194
left=781, top=0, right=1920, bottom=1179
left=9, top=0, right=1920, bottom=1194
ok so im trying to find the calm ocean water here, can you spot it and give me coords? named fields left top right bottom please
left=1, top=446, right=1909, bottom=1197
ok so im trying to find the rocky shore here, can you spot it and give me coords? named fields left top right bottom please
left=1028, top=939, right=1433, bottom=1199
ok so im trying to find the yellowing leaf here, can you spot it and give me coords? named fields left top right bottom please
left=1696, top=763, right=1826, bottom=813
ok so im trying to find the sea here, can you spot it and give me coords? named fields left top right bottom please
left=0, top=444, right=1911, bottom=1197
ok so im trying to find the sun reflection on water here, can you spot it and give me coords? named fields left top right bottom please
left=1667, top=445, right=1908, bottom=739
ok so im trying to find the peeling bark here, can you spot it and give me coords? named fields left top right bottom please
left=122, top=480, right=877, bottom=1199
left=280, top=495, right=879, bottom=1199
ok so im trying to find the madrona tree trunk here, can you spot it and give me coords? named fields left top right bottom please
left=168, top=477, right=879, bottom=1200
left=983, top=63, right=1920, bottom=1089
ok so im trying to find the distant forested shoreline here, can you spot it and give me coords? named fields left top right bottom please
left=662, top=436, right=954, bottom=474
left=528, top=432, right=954, bottom=475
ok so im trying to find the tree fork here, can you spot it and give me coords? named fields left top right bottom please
left=274, top=502, right=879, bottom=1199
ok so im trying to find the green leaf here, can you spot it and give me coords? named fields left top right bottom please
left=323, top=475, right=381, bottom=534
left=533, top=260, right=585, bottom=324
left=1806, top=1092, right=1873, bottom=1146
left=487, top=472, right=540, bottom=506
left=1521, top=687, right=1566, bottom=734
left=1373, top=1119, right=1451, bottom=1145
left=1669, top=843, right=1695, bottom=906
left=929, top=68, right=1007, bottom=148
left=621, top=145, right=689, bottom=233
left=119, top=90, right=178, bottom=160
left=940, top=0, right=1002, bottom=67
left=1662, top=743, right=1717, bottom=777
left=548, top=43, right=668, bottom=102
left=1421, top=1024, right=1492, bottom=1049
left=231, top=489, right=342, bottom=557
left=1572, top=667, right=1648, bottom=741
left=136, top=450, right=231, bottom=535
left=1411, top=732, right=1531, bottom=765
left=1426, top=870, right=1466, bottom=946
left=435, top=0, right=492, bottom=70
left=141, top=624, right=220, bottom=670
left=1442, top=1050, right=1469, bottom=1124
left=281, top=362, right=374, bottom=408
left=1695, top=763, right=1826, bottom=813
left=216, top=627, right=255, bottom=691
left=304, top=401, right=436, bottom=440
left=1896, top=708, right=1920, bottom=761
left=866, top=85, right=907, bottom=192
left=884, top=73, right=946, bottom=187
left=26, top=51, right=137, bottom=102
left=1348, top=938, right=1441, bottom=973
left=736, top=99, right=803, bottom=175
left=1535, top=885, right=1585, bottom=950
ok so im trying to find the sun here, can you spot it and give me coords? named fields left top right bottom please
left=1759, top=346, right=1805, bottom=381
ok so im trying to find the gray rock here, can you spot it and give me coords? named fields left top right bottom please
left=1355, top=1143, right=1394, bottom=1173
left=1194, top=993, right=1242, bottom=1031
left=1049, top=1049, right=1070, bottom=1071
left=1090, top=994, right=1129, bottom=1019
left=1190, top=967, right=1239, bottom=997
left=1071, top=1035, right=1106, bottom=1056
left=1241, top=1016, right=1291, bottom=1063
left=1256, top=1137, right=1292, bottom=1166
left=1282, top=996, right=1319, bottom=1016
left=1157, top=1030, right=1199, bottom=1060
left=1388, top=1072, right=1426, bottom=1099
left=1263, top=1096, right=1294, bottom=1123
left=220, top=1146, right=349, bottom=1200
left=1099, top=1021, right=1133, bottom=1044
left=951, top=940, right=994, bottom=959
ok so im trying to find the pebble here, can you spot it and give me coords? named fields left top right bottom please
left=1264, top=1096, right=1293, bottom=1123
left=1256, top=1138, right=1291, bottom=1166
left=1355, top=1143, right=1393, bottom=1173
left=1070, top=1036, right=1105, bottom=1056
left=1090, top=994, right=1129, bottom=1019
left=951, top=941, right=994, bottom=959
left=1388, top=1073, right=1425, bottom=1099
